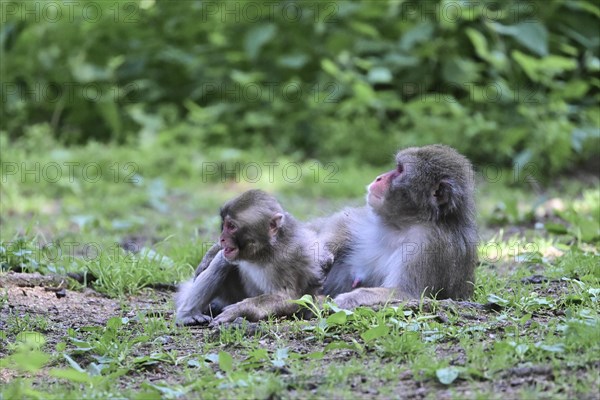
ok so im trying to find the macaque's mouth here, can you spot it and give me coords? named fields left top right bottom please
left=223, top=247, right=238, bottom=260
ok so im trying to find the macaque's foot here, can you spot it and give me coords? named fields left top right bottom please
left=333, top=292, right=361, bottom=310
left=175, top=313, right=212, bottom=326
left=209, top=304, right=244, bottom=326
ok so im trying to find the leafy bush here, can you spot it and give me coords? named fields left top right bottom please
left=2, top=0, right=598, bottom=173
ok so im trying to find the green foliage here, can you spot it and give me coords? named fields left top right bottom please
left=2, top=0, right=598, bottom=174
left=82, top=246, right=178, bottom=296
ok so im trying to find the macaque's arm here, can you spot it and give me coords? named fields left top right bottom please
left=175, top=251, right=232, bottom=325
left=194, top=243, right=222, bottom=278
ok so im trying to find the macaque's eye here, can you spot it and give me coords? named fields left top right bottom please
left=397, top=163, right=404, bottom=174
left=226, top=221, right=237, bottom=231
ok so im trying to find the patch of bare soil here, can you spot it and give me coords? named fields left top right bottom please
left=0, top=272, right=172, bottom=358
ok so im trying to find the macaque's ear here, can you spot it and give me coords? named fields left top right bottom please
left=269, top=213, right=285, bottom=237
left=433, top=179, right=456, bottom=213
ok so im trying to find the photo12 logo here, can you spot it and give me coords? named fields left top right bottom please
left=201, top=161, right=339, bottom=184
left=400, top=1, right=539, bottom=23
left=1, top=2, right=141, bottom=23
left=197, top=1, right=339, bottom=23
left=1, top=162, right=140, bottom=184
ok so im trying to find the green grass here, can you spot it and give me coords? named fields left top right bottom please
left=1, top=134, right=599, bottom=399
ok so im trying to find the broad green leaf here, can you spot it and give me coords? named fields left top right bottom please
left=106, top=317, right=123, bottom=330
left=326, top=310, right=348, bottom=325
left=513, top=22, right=548, bottom=57
left=400, top=21, right=434, bottom=51
left=564, top=1, right=600, bottom=18
left=536, top=343, right=565, bottom=353
left=306, top=351, right=324, bottom=360
left=50, top=368, right=92, bottom=383
left=10, top=350, right=50, bottom=372
left=272, top=348, right=289, bottom=368
left=274, top=348, right=288, bottom=361
left=321, top=59, right=340, bottom=76
left=512, top=51, right=577, bottom=84
left=436, top=367, right=459, bottom=385
left=247, top=348, right=268, bottom=362
left=143, top=383, right=186, bottom=398
left=367, top=67, right=392, bottom=84
left=16, top=331, right=46, bottom=348
left=69, top=58, right=110, bottom=83
left=466, top=28, right=489, bottom=60
left=218, top=351, right=233, bottom=372
left=545, top=222, right=568, bottom=234
left=515, top=344, right=529, bottom=356
left=244, top=24, right=276, bottom=61
left=538, top=55, right=577, bottom=73
left=512, top=50, right=540, bottom=81
left=97, top=100, right=122, bottom=138
left=324, top=341, right=359, bottom=352
left=353, top=81, right=376, bottom=102
left=492, top=22, right=548, bottom=56
left=576, top=217, right=600, bottom=242
left=385, top=53, right=419, bottom=67
left=63, top=354, right=85, bottom=372
left=360, top=324, right=389, bottom=342
left=584, top=55, right=600, bottom=71
left=277, top=53, right=309, bottom=69
left=323, top=341, right=354, bottom=352
left=442, top=58, right=480, bottom=84
left=562, top=80, right=589, bottom=99
left=349, top=21, right=379, bottom=38
left=487, top=294, right=509, bottom=306
left=69, top=337, right=92, bottom=351
left=572, top=127, right=591, bottom=152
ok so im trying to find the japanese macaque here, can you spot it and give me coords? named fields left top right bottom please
left=175, top=190, right=328, bottom=326
left=321, top=144, right=478, bottom=308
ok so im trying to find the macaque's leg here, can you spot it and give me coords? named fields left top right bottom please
left=210, top=293, right=299, bottom=325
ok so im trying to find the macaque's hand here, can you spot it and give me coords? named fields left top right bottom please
left=319, top=250, right=335, bottom=272
left=209, top=298, right=263, bottom=326
left=210, top=303, right=248, bottom=326
left=175, top=312, right=213, bottom=326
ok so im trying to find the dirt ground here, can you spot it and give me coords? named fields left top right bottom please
left=1, top=272, right=598, bottom=399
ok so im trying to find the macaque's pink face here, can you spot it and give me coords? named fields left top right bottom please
left=220, top=217, right=239, bottom=261
left=367, top=168, right=400, bottom=210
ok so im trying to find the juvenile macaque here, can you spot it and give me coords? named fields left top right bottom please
left=321, top=144, right=478, bottom=308
left=175, top=190, right=328, bottom=325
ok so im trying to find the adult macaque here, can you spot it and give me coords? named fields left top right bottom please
left=321, top=144, right=478, bottom=308
left=175, top=190, right=327, bottom=325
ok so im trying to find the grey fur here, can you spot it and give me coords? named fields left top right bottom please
left=175, top=189, right=326, bottom=325
left=320, top=145, right=478, bottom=308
